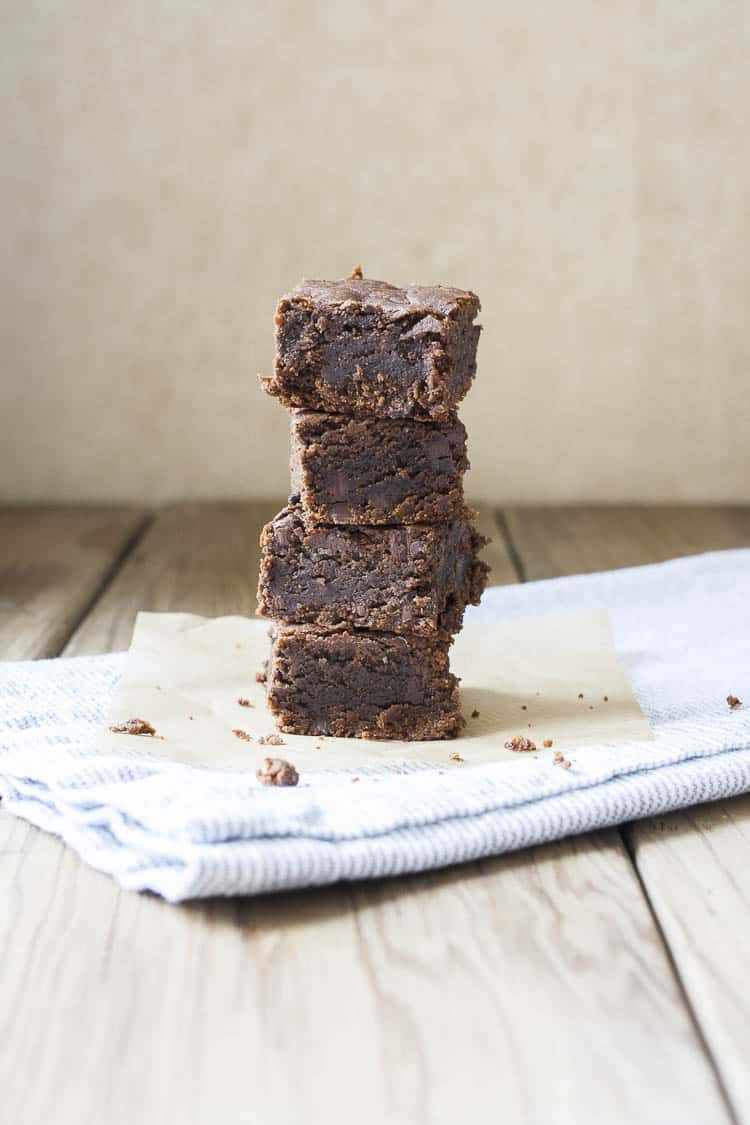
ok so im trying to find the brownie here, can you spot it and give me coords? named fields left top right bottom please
left=266, top=625, right=464, bottom=740
left=257, top=505, right=488, bottom=636
left=262, top=276, right=481, bottom=421
left=289, top=410, right=468, bottom=525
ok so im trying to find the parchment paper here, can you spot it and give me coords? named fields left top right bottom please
left=100, top=609, right=652, bottom=770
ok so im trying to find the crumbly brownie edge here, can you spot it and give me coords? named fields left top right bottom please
left=267, top=279, right=481, bottom=421
left=290, top=411, right=468, bottom=526
left=256, top=507, right=484, bottom=636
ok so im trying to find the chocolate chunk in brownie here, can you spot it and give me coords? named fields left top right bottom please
left=290, top=410, right=468, bottom=525
left=262, top=276, right=481, bottom=421
left=257, top=505, right=488, bottom=636
left=266, top=625, right=464, bottom=740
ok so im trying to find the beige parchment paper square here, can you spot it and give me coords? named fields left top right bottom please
left=99, top=609, right=652, bottom=771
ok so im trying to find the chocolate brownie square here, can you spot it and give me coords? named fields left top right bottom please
left=257, top=505, right=488, bottom=636
left=262, top=276, right=481, bottom=421
left=266, top=625, right=463, bottom=740
left=290, top=410, right=468, bottom=525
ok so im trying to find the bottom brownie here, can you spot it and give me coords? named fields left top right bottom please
left=266, top=626, right=464, bottom=741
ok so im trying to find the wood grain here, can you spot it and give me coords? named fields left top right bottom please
left=0, top=505, right=147, bottom=660
left=627, top=797, right=750, bottom=1122
left=505, top=503, right=750, bottom=1123
left=0, top=811, right=729, bottom=1125
left=503, top=505, right=750, bottom=580
left=0, top=503, right=731, bottom=1124
left=63, top=501, right=280, bottom=655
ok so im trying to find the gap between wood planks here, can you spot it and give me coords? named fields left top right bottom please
left=61, top=512, right=155, bottom=654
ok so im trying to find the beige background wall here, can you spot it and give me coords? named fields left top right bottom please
left=1, top=1, right=749, bottom=505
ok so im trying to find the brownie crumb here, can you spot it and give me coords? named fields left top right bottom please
left=255, top=667, right=268, bottom=684
left=449, top=751, right=465, bottom=763
left=110, top=718, right=160, bottom=738
left=259, top=733, right=286, bottom=747
left=505, top=736, right=537, bottom=753
left=349, top=264, right=364, bottom=280
left=471, top=709, right=480, bottom=718
left=238, top=697, right=254, bottom=708
left=603, top=695, right=609, bottom=702
left=521, top=705, right=527, bottom=711
left=727, top=694, right=743, bottom=711
left=232, top=728, right=253, bottom=742
left=543, top=739, right=553, bottom=748
left=588, top=705, right=594, bottom=710
left=553, top=751, right=572, bottom=770
left=256, top=757, right=299, bottom=787
left=577, top=693, right=584, bottom=699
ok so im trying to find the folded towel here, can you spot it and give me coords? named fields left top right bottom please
left=1, top=550, right=749, bottom=902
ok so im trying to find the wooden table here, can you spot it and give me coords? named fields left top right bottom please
left=2, top=503, right=750, bottom=1125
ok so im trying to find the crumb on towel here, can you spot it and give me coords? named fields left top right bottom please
left=110, top=718, right=160, bottom=738
left=256, top=757, right=299, bottom=787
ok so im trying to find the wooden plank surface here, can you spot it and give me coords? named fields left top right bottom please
left=0, top=503, right=731, bottom=1125
left=0, top=810, right=730, bottom=1125
left=0, top=505, right=147, bottom=660
left=503, top=505, right=750, bottom=580
left=63, top=501, right=281, bottom=656
left=506, top=503, right=750, bottom=1123
left=628, top=799, right=750, bottom=1123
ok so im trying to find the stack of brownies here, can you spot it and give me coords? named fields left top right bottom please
left=257, top=269, right=488, bottom=740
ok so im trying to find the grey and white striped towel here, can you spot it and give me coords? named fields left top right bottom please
left=1, top=550, right=749, bottom=901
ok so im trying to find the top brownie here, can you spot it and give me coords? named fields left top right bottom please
left=262, top=275, right=481, bottom=421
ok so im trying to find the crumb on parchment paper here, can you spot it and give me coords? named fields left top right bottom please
left=727, top=694, right=743, bottom=711
left=449, top=751, right=464, bottom=763
left=232, top=729, right=253, bottom=742
left=471, top=709, right=480, bottom=718
left=238, top=698, right=254, bottom=708
left=256, top=757, right=299, bottom=787
left=553, top=751, right=572, bottom=770
left=505, top=736, right=536, bottom=753
left=110, top=718, right=162, bottom=738
left=543, top=739, right=553, bottom=748
left=259, top=733, right=285, bottom=747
